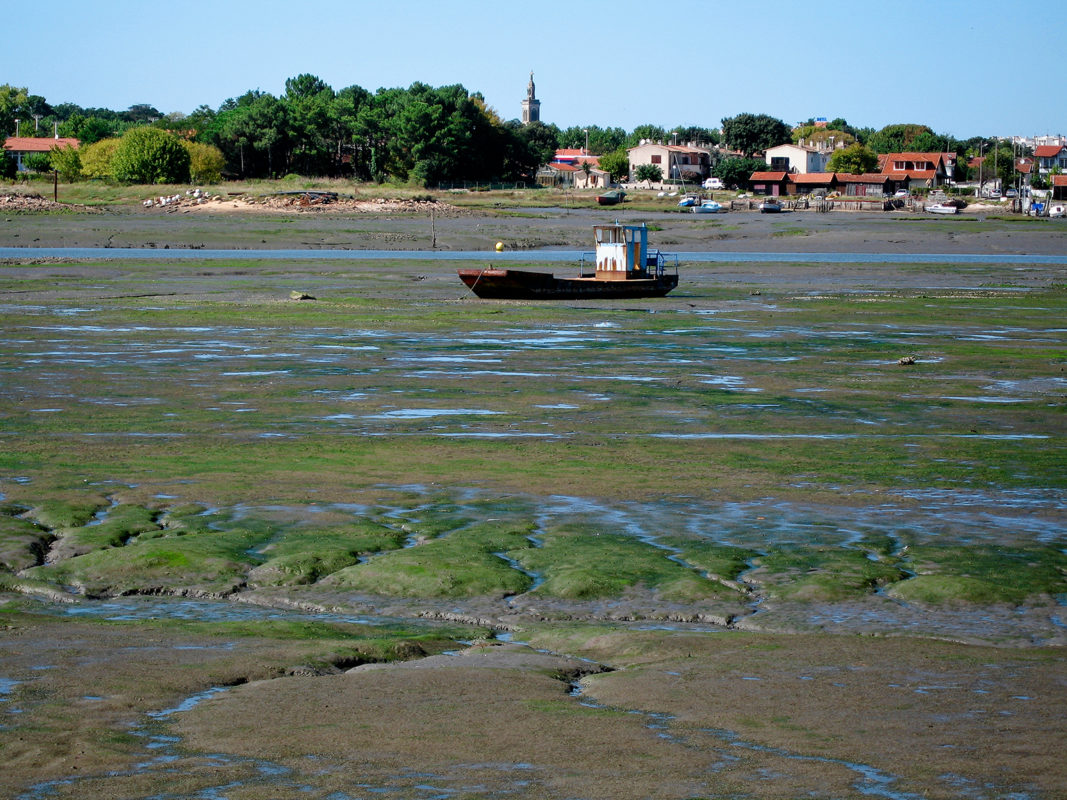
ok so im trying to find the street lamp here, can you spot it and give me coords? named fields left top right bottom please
left=583, top=129, right=589, bottom=154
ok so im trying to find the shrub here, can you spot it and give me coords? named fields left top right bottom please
left=80, top=138, right=121, bottom=180
left=23, top=153, right=52, bottom=173
left=0, top=153, right=16, bottom=181
left=182, top=141, right=225, bottom=183
left=49, top=145, right=82, bottom=181
left=111, top=127, right=191, bottom=184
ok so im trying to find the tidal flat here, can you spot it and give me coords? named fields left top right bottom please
left=1, top=204, right=1066, bottom=799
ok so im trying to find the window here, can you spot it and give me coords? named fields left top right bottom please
left=650, top=155, right=661, bottom=164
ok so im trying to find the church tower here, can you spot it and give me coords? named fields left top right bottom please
left=521, top=71, right=540, bottom=125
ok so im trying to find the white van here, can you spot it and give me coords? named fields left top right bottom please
left=702, top=177, right=724, bottom=190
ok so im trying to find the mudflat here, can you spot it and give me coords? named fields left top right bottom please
left=1, top=197, right=1065, bottom=799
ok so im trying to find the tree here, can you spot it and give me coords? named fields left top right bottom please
left=671, top=125, right=719, bottom=146
left=635, top=164, right=662, bottom=185
left=49, top=145, right=82, bottom=181
left=0, top=151, right=16, bottom=181
left=626, top=124, right=668, bottom=148
left=866, top=123, right=933, bottom=154
left=720, top=113, right=791, bottom=157
left=111, top=127, right=191, bottom=183
left=182, top=141, right=225, bottom=183
left=597, top=149, right=630, bottom=182
left=827, top=143, right=878, bottom=174
left=79, top=138, right=120, bottom=179
left=713, top=156, right=767, bottom=189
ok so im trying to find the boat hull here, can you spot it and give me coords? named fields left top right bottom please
left=458, top=268, right=678, bottom=299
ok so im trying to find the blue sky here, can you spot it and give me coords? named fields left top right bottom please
left=6, top=0, right=1057, bottom=139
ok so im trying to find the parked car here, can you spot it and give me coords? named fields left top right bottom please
left=702, top=177, right=724, bottom=190
left=894, top=189, right=909, bottom=197
left=1004, top=188, right=1018, bottom=198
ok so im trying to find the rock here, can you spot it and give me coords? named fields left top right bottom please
left=289, top=291, right=316, bottom=301
left=898, top=356, right=916, bottom=365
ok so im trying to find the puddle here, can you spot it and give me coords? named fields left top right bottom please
left=365, top=408, right=503, bottom=419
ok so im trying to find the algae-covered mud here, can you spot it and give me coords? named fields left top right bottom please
left=1, top=210, right=1066, bottom=798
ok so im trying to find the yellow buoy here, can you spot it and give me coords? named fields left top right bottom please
left=495, top=241, right=504, bottom=252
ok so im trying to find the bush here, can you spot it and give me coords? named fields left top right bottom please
left=0, top=153, right=16, bottom=181
left=23, top=153, right=52, bottom=173
left=182, top=141, right=225, bottom=183
left=50, top=145, right=82, bottom=181
left=80, top=138, right=120, bottom=180
left=111, top=127, right=191, bottom=184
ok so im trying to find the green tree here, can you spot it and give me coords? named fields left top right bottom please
left=720, top=113, right=791, bottom=157
left=79, top=138, right=120, bottom=179
left=283, top=73, right=336, bottom=175
left=671, top=125, right=719, bottom=145
left=597, top=149, right=630, bottom=182
left=866, top=123, right=933, bottom=154
left=111, top=127, right=191, bottom=183
left=49, top=145, right=82, bottom=181
left=635, top=163, right=662, bottom=184
left=713, top=156, right=767, bottom=188
left=23, top=152, right=52, bottom=173
left=182, top=141, right=225, bottom=183
left=626, top=124, right=668, bottom=148
left=827, top=143, right=878, bottom=174
left=0, top=84, right=30, bottom=140
left=0, top=151, right=16, bottom=181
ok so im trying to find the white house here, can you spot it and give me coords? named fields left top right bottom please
left=3, top=136, right=80, bottom=171
left=627, top=142, right=712, bottom=181
left=763, top=143, right=830, bottom=174
left=1035, top=145, right=1067, bottom=175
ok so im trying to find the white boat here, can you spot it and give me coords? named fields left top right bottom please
left=1049, top=204, right=1066, bottom=218
left=692, top=200, right=725, bottom=214
left=925, top=203, right=958, bottom=215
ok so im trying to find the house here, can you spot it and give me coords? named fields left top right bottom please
left=536, top=161, right=579, bottom=188
left=764, top=143, right=830, bottom=175
left=787, top=172, right=837, bottom=195
left=3, top=136, right=80, bottom=171
left=879, top=151, right=957, bottom=188
left=748, top=171, right=790, bottom=196
left=1052, top=174, right=1067, bottom=201
left=573, top=166, right=611, bottom=190
left=1035, top=145, right=1067, bottom=175
left=627, top=141, right=712, bottom=181
left=836, top=173, right=895, bottom=196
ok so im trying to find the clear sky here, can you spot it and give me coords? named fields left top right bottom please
left=6, top=0, right=1058, bottom=139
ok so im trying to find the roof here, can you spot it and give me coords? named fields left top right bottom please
left=1035, top=145, right=1065, bottom=158
left=749, top=171, right=789, bottom=181
left=836, top=172, right=892, bottom=183
left=542, top=162, right=579, bottom=173
left=1016, top=158, right=1033, bottom=174
left=884, top=169, right=938, bottom=180
left=789, top=173, right=836, bottom=184
left=1052, top=175, right=1067, bottom=187
left=879, top=152, right=953, bottom=174
left=627, top=142, right=711, bottom=155
left=3, top=136, right=80, bottom=152
left=766, top=143, right=824, bottom=154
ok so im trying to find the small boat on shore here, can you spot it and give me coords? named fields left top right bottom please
left=693, top=200, right=725, bottom=214
left=458, top=222, right=679, bottom=300
left=597, top=189, right=626, bottom=206
left=925, top=202, right=959, bottom=215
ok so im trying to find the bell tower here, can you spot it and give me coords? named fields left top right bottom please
left=521, top=71, right=540, bottom=125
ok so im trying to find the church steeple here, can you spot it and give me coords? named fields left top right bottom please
left=521, top=71, right=540, bottom=125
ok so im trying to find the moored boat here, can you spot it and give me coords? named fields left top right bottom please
left=925, top=202, right=958, bottom=214
left=693, top=200, right=725, bottom=213
left=458, top=222, right=679, bottom=300
left=597, top=189, right=626, bottom=206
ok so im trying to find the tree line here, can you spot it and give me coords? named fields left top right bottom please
left=1, top=80, right=1030, bottom=187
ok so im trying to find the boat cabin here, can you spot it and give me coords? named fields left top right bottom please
left=593, top=223, right=649, bottom=281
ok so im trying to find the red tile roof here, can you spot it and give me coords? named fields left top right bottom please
left=1015, top=158, right=1033, bottom=174
left=1052, top=175, right=1067, bottom=187
left=1035, top=145, right=1065, bottom=158
left=749, top=171, right=788, bottom=181
left=836, top=173, right=891, bottom=183
left=789, top=173, right=836, bottom=184
left=880, top=152, right=953, bottom=174
left=884, top=170, right=937, bottom=180
left=4, top=136, right=80, bottom=152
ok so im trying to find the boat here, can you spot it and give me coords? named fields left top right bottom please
left=458, top=222, right=679, bottom=300
left=597, top=189, right=626, bottom=206
left=677, top=194, right=698, bottom=208
left=693, top=200, right=725, bottom=214
left=1049, top=204, right=1066, bottom=218
left=758, top=198, right=782, bottom=213
left=925, top=202, right=958, bottom=215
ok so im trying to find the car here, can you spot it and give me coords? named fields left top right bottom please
left=702, top=177, right=724, bottom=190
left=1004, top=189, right=1018, bottom=198
left=894, top=189, right=909, bottom=197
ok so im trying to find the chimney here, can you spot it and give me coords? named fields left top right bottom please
left=54, top=122, right=59, bottom=139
